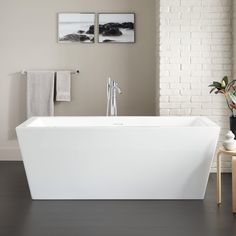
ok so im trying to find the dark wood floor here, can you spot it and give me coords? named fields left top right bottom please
left=0, top=162, right=236, bottom=236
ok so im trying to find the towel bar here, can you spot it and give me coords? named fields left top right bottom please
left=21, top=70, right=80, bottom=75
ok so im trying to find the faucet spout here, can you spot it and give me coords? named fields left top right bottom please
left=106, top=78, right=122, bottom=116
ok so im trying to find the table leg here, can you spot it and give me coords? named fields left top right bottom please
left=232, top=156, right=236, bottom=213
left=217, top=151, right=221, bottom=204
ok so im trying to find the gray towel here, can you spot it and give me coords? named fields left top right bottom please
left=27, top=71, right=55, bottom=118
left=56, top=71, right=71, bottom=102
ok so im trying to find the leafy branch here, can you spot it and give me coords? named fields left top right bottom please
left=209, top=76, right=236, bottom=116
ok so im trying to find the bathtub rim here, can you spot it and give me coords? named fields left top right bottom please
left=16, top=116, right=219, bottom=129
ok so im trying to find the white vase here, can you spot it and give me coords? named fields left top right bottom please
left=223, top=131, right=236, bottom=151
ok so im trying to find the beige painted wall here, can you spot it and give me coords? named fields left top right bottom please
left=0, top=0, right=156, bottom=160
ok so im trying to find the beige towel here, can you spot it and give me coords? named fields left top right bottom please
left=56, top=71, right=71, bottom=102
left=27, top=71, right=55, bottom=118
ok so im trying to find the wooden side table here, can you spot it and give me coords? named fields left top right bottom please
left=216, top=147, right=236, bottom=213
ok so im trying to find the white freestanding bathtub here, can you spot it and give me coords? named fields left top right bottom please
left=16, top=116, right=220, bottom=200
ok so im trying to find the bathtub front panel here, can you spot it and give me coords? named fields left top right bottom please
left=16, top=121, right=220, bottom=199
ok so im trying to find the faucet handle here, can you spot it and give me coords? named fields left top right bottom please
left=116, top=85, right=122, bottom=94
left=115, top=82, right=122, bottom=94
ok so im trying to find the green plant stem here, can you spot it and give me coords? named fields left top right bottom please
left=223, top=93, right=233, bottom=114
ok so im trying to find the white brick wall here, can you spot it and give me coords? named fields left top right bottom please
left=157, top=0, right=233, bottom=172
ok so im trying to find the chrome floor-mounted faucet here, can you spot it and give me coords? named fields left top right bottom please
left=106, top=78, right=122, bottom=116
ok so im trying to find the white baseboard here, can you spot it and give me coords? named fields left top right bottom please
left=0, top=147, right=22, bottom=161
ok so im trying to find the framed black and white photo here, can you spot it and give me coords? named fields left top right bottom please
left=58, top=13, right=95, bottom=43
left=98, top=13, right=135, bottom=43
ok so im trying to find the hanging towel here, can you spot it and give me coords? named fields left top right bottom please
left=27, top=71, right=55, bottom=118
left=56, top=71, right=71, bottom=102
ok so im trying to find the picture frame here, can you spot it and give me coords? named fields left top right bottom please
left=58, top=13, right=95, bottom=43
left=98, top=13, right=135, bottom=43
